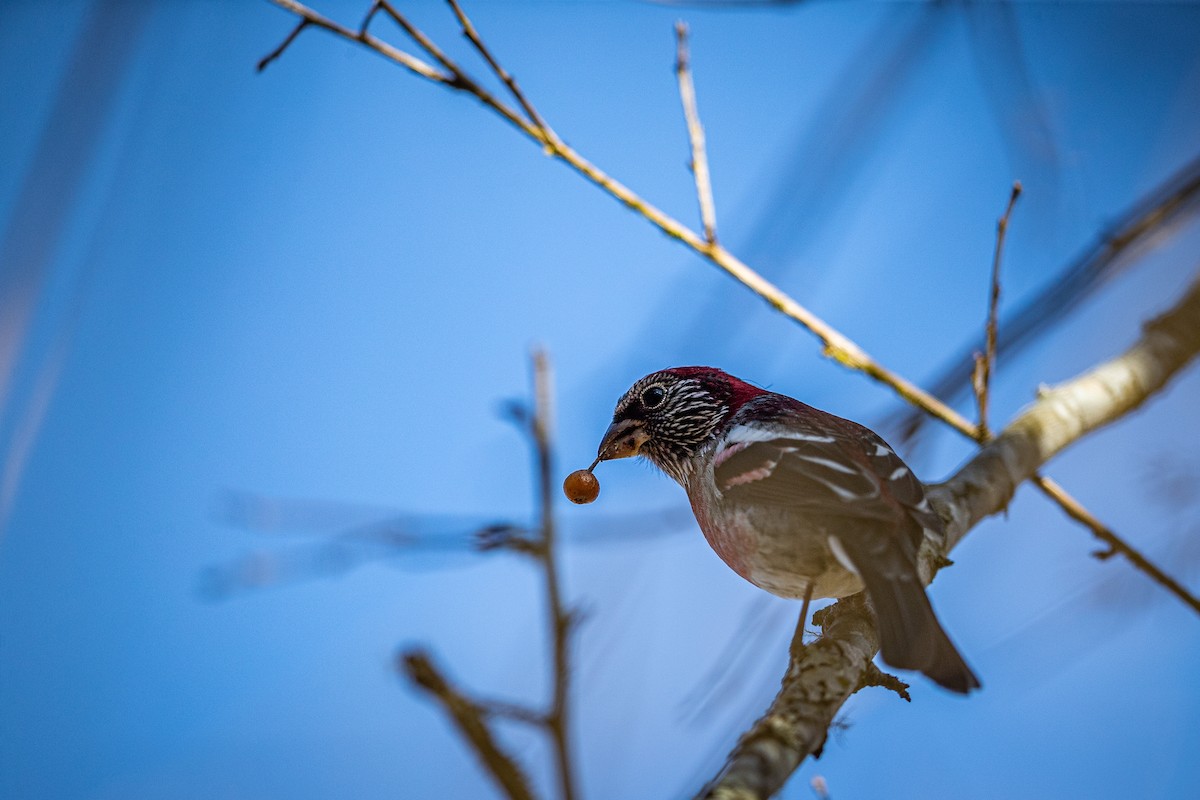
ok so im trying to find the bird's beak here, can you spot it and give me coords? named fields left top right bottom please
left=596, top=419, right=650, bottom=462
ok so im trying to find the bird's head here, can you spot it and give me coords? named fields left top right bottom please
left=596, top=367, right=767, bottom=483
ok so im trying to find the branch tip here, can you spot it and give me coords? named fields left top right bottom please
left=258, top=18, right=310, bottom=72
left=674, top=20, right=718, bottom=244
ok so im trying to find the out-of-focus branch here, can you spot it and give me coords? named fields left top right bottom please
left=699, top=270, right=1200, bottom=800
left=400, top=650, right=536, bottom=800
left=387, top=352, right=577, bottom=799
left=531, top=350, right=580, bottom=800
left=675, top=22, right=718, bottom=244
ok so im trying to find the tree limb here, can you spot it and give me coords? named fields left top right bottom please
left=698, top=270, right=1200, bottom=799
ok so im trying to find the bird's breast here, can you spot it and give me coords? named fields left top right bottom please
left=686, top=476, right=863, bottom=600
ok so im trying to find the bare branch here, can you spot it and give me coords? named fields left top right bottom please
left=974, top=180, right=1022, bottom=438
left=263, top=0, right=451, bottom=84
left=364, top=1, right=464, bottom=85
left=958, top=182, right=1179, bottom=611
left=933, top=270, right=1200, bottom=548
left=400, top=649, right=536, bottom=800
left=675, top=22, right=718, bottom=244
left=1032, top=474, right=1200, bottom=615
left=894, top=151, right=1200, bottom=442
left=446, top=0, right=555, bottom=142
left=261, top=1, right=971, bottom=435
left=258, top=18, right=310, bottom=72
left=700, top=269, right=1200, bottom=799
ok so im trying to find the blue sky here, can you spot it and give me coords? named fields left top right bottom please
left=2, top=1, right=1199, bottom=798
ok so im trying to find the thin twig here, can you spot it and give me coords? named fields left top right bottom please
left=263, top=0, right=451, bottom=84
left=365, top=1, right=466, bottom=87
left=1032, top=474, right=1200, bottom=615
left=446, top=0, right=555, bottom=143
left=531, top=350, right=579, bottom=800
left=960, top=185, right=1194, bottom=611
left=257, top=18, right=310, bottom=72
left=400, top=650, right=536, bottom=800
left=675, top=22, right=718, bottom=244
left=974, top=180, right=1022, bottom=438
left=894, top=152, right=1200, bottom=442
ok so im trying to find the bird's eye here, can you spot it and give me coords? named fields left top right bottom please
left=641, top=385, right=666, bottom=409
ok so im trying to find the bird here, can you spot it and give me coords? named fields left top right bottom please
left=593, top=366, right=980, bottom=693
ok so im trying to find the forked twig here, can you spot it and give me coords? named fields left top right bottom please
left=447, top=0, right=555, bottom=141
left=261, top=0, right=449, bottom=83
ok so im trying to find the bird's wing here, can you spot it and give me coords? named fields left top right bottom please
left=712, top=404, right=942, bottom=536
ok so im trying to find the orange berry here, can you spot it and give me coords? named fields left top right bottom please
left=563, top=469, right=600, bottom=504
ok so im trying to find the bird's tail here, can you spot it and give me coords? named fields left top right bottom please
left=836, top=535, right=980, bottom=694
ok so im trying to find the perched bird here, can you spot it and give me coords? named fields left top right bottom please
left=595, top=366, right=979, bottom=693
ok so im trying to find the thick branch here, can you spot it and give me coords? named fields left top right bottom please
left=699, top=271, right=1200, bottom=799
left=696, top=595, right=877, bottom=800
